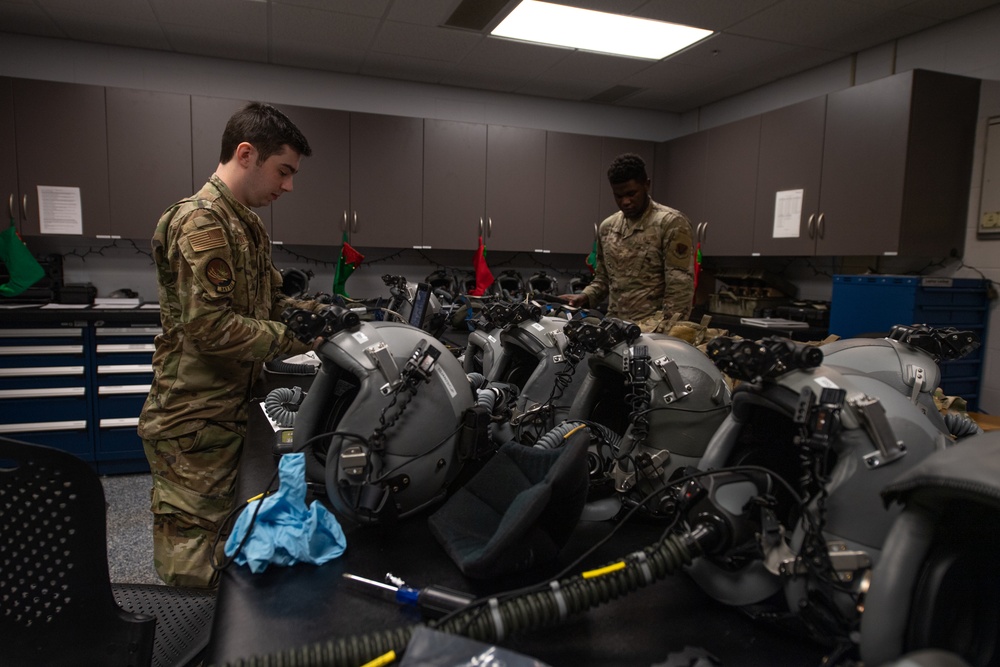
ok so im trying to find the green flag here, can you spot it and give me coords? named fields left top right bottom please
left=0, top=221, right=45, bottom=297
left=332, top=232, right=364, bottom=297
left=585, top=239, right=598, bottom=274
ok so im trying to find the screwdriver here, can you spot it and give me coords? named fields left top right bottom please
left=341, top=573, right=476, bottom=618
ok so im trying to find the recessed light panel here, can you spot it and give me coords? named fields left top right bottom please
left=491, top=1, right=713, bottom=60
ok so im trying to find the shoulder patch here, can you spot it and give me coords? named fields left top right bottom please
left=189, top=227, right=227, bottom=252
left=206, top=258, right=236, bottom=293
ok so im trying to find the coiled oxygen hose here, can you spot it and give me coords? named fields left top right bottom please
left=263, top=386, right=306, bottom=428
left=943, top=411, right=983, bottom=439
left=209, top=528, right=710, bottom=667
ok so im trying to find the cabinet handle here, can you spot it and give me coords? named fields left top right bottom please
left=594, top=222, right=599, bottom=241
left=352, top=211, right=358, bottom=233
left=817, top=213, right=825, bottom=239
left=21, top=194, right=28, bottom=220
left=807, top=214, right=816, bottom=239
left=7, top=194, right=12, bottom=220
left=487, top=217, right=492, bottom=237
left=700, top=222, right=708, bottom=244
left=479, top=217, right=484, bottom=237
left=342, top=211, right=347, bottom=233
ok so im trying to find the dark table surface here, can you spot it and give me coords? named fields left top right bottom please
left=205, top=372, right=831, bottom=667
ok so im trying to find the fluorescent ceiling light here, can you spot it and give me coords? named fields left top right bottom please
left=491, top=1, right=713, bottom=61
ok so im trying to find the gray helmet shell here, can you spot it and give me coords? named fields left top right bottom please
left=294, top=321, right=474, bottom=523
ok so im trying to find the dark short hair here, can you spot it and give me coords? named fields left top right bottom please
left=219, top=102, right=312, bottom=165
left=607, top=153, right=647, bottom=184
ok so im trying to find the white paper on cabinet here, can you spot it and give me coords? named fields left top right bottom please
left=772, top=189, right=803, bottom=239
left=37, top=185, right=83, bottom=235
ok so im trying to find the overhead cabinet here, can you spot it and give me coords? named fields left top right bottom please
left=1, top=79, right=16, bottom=227
left=347, top=113, right=424, bottom=249
left=12, top=79, right=111, bottom=238
left=107, top=88, right=193, bottom=240
left=653, top=118, right=759, bottom=257
left=269, top=103, right=350, bottom=247
left=422, top=120, right=546, bottom=252
left=752, top=69, right=980, bottom=257
left=543, top=131, right=602, bottom=255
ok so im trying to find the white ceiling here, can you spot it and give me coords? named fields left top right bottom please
left=1, top=0, right=998, bottom=113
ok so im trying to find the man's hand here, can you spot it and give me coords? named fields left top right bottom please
left=558, top=293, right=589, bottom=308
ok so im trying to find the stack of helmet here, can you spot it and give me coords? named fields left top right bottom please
left=563, top=317, right=733, bottom=516
left=684, top=326, right=980, bottom=653
left=462, top=298, right=593, bottom=443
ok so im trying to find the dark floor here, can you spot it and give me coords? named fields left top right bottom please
left=101, top=473, right=161, bottom=585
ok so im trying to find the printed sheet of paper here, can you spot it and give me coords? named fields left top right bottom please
left=37, top=185, right=83, bottom=235
left=772, top=189, right=804, bottom=239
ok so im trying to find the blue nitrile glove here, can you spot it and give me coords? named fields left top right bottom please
left=225, top=452, right=347, bottom=573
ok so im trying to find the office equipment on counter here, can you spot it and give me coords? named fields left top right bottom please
left=706, top=268, right=796, bottom=318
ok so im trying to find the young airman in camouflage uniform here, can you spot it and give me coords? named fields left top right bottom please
left=138, top=102, right=321, bottom=588
left=561, top=153, right=695, bottom=332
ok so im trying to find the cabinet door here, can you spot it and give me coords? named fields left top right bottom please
left=753, top=97, right=825, bottom=256
left=817, top=74, right=911, bottom=256
left=701, top=116, right=760, bottom=256
left=600, top=137, right=655, bottom=222
left=484, top=125, right=545, bottom=252
left=0, top=78, right=17, bottom=228
left=270, top=104, right=349, bottom=246
left=107, top=88, right=192, bottom=241
left=654, top=131, right=707, bottom=235
left=349, top=113, right=423, bottom=249
left=543, top=131, right=602, bottom=255
left=13, top=79, right=111, bottom=237
left=422, top=119, right=487, bottom=251
left=191, top=95, right=271, bottom=229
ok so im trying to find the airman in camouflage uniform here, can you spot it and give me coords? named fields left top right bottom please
left=138, top=102, right=318, bottom=588
left=561, top=153, right=694, bottom=332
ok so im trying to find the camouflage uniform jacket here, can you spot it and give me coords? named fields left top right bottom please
left=582, top=199, right=695, bottom=332
left=138, top=175, right=314, bottom=440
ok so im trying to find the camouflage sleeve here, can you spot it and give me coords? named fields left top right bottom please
left=582, top=223, right=610, bottom=308
left=170, top=211, right=303, bottom=360
left=660, top=213, right=695, bottom=320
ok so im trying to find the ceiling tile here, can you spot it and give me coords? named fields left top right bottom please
left=541, top=50, right=655, bottom=84
left=150, top=0, right=267, bottom=34
left=902, top=0, right=1000, bottom=19
left=272, top=4, right=381, bottom=51
left=727, top=0, right=889, bottom=51
left=275, top=0, right=391, bottom=18
left=360, top=51, right=458, bottom=84
left=388, top=0, right=466, bottom=26
left=461, top=36, right=573, bottom=74
left=272, top=41, right=366, bottom=73
left=0, top=1, right=65, bottom=38
left=633, top=0, right=783, bottom=30
left=668, top=33, right=797, bottom=72
left=372, top=21, right=482, bottom=62
left=44, top=9, right=171, bottom=50
left=160, top=23, right=268, bottom=62
left=517, top=75, right=618, bottom=101
left=39, top=0, right=157, bottom=20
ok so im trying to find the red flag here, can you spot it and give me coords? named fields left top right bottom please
left=469, top=235, right=494, bottom=297
left=333, top=231, right=364, bottom=297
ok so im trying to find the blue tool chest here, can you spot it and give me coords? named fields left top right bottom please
left=0, top=314, right=158, bottom=474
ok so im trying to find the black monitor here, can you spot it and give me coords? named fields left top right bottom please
left=408, top=281, right=432, bottom=330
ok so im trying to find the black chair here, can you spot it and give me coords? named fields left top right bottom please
left=0, top=437, right=216, bottom=667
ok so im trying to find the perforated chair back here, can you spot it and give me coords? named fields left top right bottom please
left=0, top=437, right=214, bottom=667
